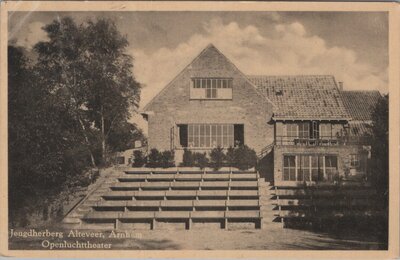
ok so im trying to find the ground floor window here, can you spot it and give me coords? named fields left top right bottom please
left=283, top=154, right=338, bottom=181
left=350, top=154, right=360, bottom=168
left=178, top=124, right=244, bottom=148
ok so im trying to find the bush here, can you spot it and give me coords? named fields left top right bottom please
left=210, top=147, right=226, bottom=170
left=193, top=152, right=209, bottom=169
left=181, top=149, right=194, bottom=167
left=146, top=148, right=162, bottom=168
left=132, top=150, right=146, bottom=167
left=145, top=148, right=175, bottom=168
left=226, top=146, right=235, bottom=166
left=161, top=150, right=175, bottom=168
left=233, top=145, right=258, bottom=170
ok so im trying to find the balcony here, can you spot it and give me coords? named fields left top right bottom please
left=275, top=136, right=369, bottom=146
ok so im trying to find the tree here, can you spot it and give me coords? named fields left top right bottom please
left=181, top=149, right=194, bottom=167
left=233, top=145, right=258, bottom=170
left=34, top=17, right=142, bottom=167
left=369, top=94, right=389, bottom=204
left=8, top=45, right=90, bottom=226
left=83, top=18, right=141, bottom=165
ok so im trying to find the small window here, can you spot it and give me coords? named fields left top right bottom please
left=190, top=78, right=232, bottom=99
left=320, top=123, right=332, bottom=139
left=298, top=122, right=309, bottom=139
left=350, top=154, right=359, bottom=168
left=286, top=124, right=298, bottom=138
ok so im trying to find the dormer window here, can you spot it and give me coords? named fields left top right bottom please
left=190, top=78, right=233, bottom=100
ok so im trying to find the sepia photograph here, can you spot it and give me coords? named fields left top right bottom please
left=1, top=1, right=399, bottom=257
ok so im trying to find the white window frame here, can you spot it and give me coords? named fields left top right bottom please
left=350, top=154, right=360, bottom=168
left=188, top=124, right=234, bottom=148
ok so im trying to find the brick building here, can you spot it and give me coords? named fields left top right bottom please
left=141, top=44, right=381, bottom=185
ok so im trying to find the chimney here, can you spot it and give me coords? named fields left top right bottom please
left=338, top=81, right=343, bottom=90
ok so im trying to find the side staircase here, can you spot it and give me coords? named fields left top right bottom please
left=62, top=167, right=282, bottom=230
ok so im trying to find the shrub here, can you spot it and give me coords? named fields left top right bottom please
left=146, top=148, right=162, bottom=168
left=145, top=148, right=175, bottom=168
left=210, top=147, right=226, bottom=170
left=161, top=150, right=175, bottom=168
left=226, top=146, right=235, bottom=166
left=193, top=152, right=209, bottom=169
left=233, top=145, right=258, bottom=170
left=181, top=149, right=194, bottom=167
left=132, top=150, right=146, bottom=167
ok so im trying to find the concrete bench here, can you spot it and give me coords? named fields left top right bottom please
left=135, top=190, right=166, bottom=198
left=226, top=210, right=260, bottom=219
left=230, top=181, right=258, bottom=188
left=155, top=211, right=191, bottom=219
left=175, top=174, right=203, bottom=181
left=146, top=174, right=176, bottom=181
left=83, top=211, right=120, bottom=220
left=95, top=201, right=128, bottom=207
left=126, top=200, right=161, bottom=207
left=201, top=181, right=230, bottom=189
left=227, top=200, right=259, bottom=207
left=202, top=174, right=230, bottom=181
left=110, top=182, right=141, bottom=190
left=191, top=211, right=225, bottom=219
left=160, top=200, right=193, bottom=208
left=140, top=182, right=171, bottom=190
left=102, top=191, right=137, bottom=200
left=228, top=190, right=259, bottom=198
left=193, top=200, right=226, bottom=207
left=121, top=211, right=155, bottom=219
left=197, top=190, right=228, bottom=198
left=171, top=182, right=201, bottom=189
left=118, top=176, right=147, bottom=182
left=230, top=173, right=257, bottom=181
left=165, top=190, right=197, bottom=198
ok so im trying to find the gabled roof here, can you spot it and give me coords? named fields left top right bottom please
left=248, top=75, right=351, bottom=121
left=341, top=90, right=381, bottom=121
left=142, top=44, right=275, bottom=113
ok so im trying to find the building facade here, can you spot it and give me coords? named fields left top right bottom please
left=141, top=44, right=381, bottom=185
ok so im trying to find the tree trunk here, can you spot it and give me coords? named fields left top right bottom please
left=101, top=105, right=106, bottom=166
left=78, top=116, right=96, bottom=168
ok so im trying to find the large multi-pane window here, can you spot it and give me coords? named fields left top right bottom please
left=188, top=124, right=234, bottom=148
left=325, top=155, right=338, bottom=181
left=191, top=78, right=233, bottom=99
left=283, top=156, right=296, bottom=181
left=283, top=155, right=338, bottom=182
left=298, top=155, right=310, bottom=181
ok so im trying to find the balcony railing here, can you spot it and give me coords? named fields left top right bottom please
left=275, top=136, right=369, bottom=146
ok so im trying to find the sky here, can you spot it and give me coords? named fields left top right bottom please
left=9, top=11, right=388, bottom=132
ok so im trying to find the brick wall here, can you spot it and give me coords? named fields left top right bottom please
left=145, top=46, right=274, bottom=162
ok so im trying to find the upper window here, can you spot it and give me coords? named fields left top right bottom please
left=320, top=123, right=332, bottom=139
left=191, top=78, right=233, bottom=100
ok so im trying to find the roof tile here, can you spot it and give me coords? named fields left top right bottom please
left=247, top=75, right=351, bottom=120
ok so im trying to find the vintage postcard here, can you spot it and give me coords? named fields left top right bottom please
left=0, top=1, right=399, bottom=258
